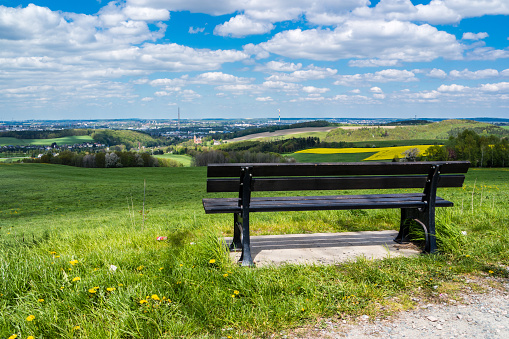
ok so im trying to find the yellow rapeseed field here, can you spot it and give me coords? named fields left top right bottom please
left=295, top=145, right=435, bottom=161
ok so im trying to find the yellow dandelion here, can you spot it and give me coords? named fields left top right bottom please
left=118, top=283, right=124, bottom=287
left=489, top=270, right=494, bottom=274
left=26, top=315, right=35, bottom=321
left=8, top=334, right=17, bottom=339
left=223, top=273, right=228, bottom=277
left=38, top=298, right=44, bottom=302
left=136, top=265, right=144, bottom=271
left=72, top=277, right=81, bottom=282
left=209, top=259, right=216, bottom=264
left=93, top=286, right=99, bottom=289
left=55, top=255, right=60, bottom=258
left=49, top=251, right=57, bottom=255
left=231, top=294, right=235, bottom=298
left=466, top=255, right=470, bottom=257
left=88, top=288, right=97, bottom=294
left=106, top=287, right=116, bottom=292
left=27, top=336, right=35, bottom=339
left=233, top=290, right=239, bottom=295
left=159, top=267, right=164, bottom=270
left=301, top=307, right=305, bottom=312
left=139, top=299, right=148, bottom=304
left=179, top=264, right=183, bottom=267
left=69, top=260, right=78, bottom=266
left=73, top=325, right=80, bottom=330
left=151, top=294, right=160, bottom=301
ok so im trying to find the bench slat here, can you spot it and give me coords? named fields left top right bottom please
left=203, top=194, right=454, bottom=214
left=207, top=174, right=465, bottom=192
left=207, top=161, right=470, bottom=178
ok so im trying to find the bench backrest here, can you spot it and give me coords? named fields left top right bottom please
left=206, top=161, right=470, bottom=193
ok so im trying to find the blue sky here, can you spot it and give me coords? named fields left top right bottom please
left=0, top=1, right=508, bottom=120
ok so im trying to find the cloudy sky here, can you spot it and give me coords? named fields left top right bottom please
left=1, top=0, right=508, bottom=120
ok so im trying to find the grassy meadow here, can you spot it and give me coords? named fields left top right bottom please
left=1, top=164, right=508, bottom=338
left=0, top=136, right=94, bottom=147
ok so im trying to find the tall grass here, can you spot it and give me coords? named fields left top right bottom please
left=0, top=164, right=508, bottom=338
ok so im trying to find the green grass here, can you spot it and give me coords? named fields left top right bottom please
left=501, top=126, right=509, bottom=130
left=154, top=154, right=193, bottom=167
left=1, top=164, right=508, bottom=338
left=289, top=152, right=377, bottom=162
left=0, top=136, right=94, bottom=146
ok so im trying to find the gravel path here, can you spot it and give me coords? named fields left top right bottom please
left=284, top=276, right=509, bottom=338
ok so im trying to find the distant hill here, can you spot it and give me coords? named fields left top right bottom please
left=324, top=120, right=508, bottom=143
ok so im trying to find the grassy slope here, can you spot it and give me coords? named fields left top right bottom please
left=324, top=120, right=495, bottom=142
left=1, top=164, right=508, bottom=338
left=0, top=135, right=94, bottom=146
left=154, top=154, right=193, bottom=167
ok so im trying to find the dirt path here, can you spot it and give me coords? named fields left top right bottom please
left=283, top=276, right=509, bottom=338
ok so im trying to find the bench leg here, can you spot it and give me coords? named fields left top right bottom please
left=230, top=213, right=243, bottom=252
left=395, top=208, right=437, bottom=253
left=238, top=209, right=254, bottom=266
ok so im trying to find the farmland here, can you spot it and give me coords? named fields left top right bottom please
left=293, top=145, right=435, bottom=161
left=1, top=163, right=508, bottom=338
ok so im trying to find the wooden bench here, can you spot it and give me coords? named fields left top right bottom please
left=203, top=161, right=470, bottom=266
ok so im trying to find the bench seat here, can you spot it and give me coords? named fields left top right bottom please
left=203, top=193, right=454, bottom=214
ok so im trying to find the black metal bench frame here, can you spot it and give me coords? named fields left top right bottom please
left=203, top=161, right=470, bottom=266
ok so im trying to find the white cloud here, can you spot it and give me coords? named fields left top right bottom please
left=427, top=68, right=448, bottom=78
left=191, top=72, right=253, bottom=85
left=258, top=21, right=462, bottom=62
left=370, top=87, right=383, bottom=93
left=265, top=66, right=337, bottom=82
left=141, top=97, right=153, bottom=101
left=437, top=84, right=469, bottom=92
left=302, top=86, right=330, bottom=94
left=450, top=69, right=499, bottom=79
left=256, top=96, right=273, bottom=101
left=189, top=26, right=205, bottom=34
left=462, top=32, right=489, bottom=40
left=214, top=15, right=274, bottom=37
left=348, top=59, right=401, bottom=67
left=262, top=81, right=300, bottom=91
left=335, top=69, right=417, bottom=86
left=480, top=82, right=509, bottom=92
left=259, top=61, right=303, bottom=72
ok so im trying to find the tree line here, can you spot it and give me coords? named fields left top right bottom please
left=424, top=129, right=509, bottom=167
left=23, top=150, right=182, bottom=168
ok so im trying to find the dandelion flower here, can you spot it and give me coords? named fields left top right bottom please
left=139, top=299, right=148, bottom=304
left=26, top=315, right=35, bottom=321
left=489, top=270, right=494, bottom=274
left=151, top=294, right=160, bottom=301
left=88, top=288, right=97, bottom=294
left=72, top=277, right=81, bottom=282
left=136, top=265, right=144, bottom=271
left=73, top=325, right=80, bottom=330
left=118, top=283, right=124, bottom=287
left=106, top=287, right=116, bottom=292
left=159, top=267, right=164, bottom=270
left=208, top=259, right=216, bottom=264
left=8, top=334, right=17, bottom=339
left=69, top=260, right=78, bottom=266
left=27, top=336, right=35, bottom=339
left=223, top=273, right=228, bottom=278
left=233, top=290, right=239, bottom=295
left=38, top=298, right=44, bottom=302
left=49, top=251, right=56, bottom=255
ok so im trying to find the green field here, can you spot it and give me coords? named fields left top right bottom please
left=0, top=135, right=94, bottom=146
left=154, top=154, right=193, bottom=167
left=1, top=164, right=508, bottom=338
left=290, top=152, right=377, bottom=162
